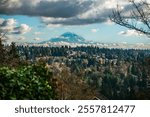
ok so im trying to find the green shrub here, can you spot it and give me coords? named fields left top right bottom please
left=0, top=65, right=55, bottom=100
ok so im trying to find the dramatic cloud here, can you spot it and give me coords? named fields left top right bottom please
left=118, top=30, right=143, bottom=37
left=0, top=0, right=121, bottom=26
left=0, top=0, right=149, bottom=26
left=41, top=16, right=106, bottom=26
left=13, top=24, right=31, bottom=34
left=0, top=18, right=16, bottom=27
left=40, top=0, right=133, bottom=26
left=0, top=18, right=31, bottom=35
left=0, top=18, right=17, bottom=33
left=0, top=0, right=93, bottom=18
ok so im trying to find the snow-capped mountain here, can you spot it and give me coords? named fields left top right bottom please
left=41, top=32, right=86, bottom=44
left=15, top=32, right=150, bottom=49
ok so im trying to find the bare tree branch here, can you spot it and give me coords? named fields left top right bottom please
left=0, top=29, right=8, bottom=43
left=110, top=0, right=150, bottom=37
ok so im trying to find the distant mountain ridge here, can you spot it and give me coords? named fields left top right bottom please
left=40, top=32, right=86, bottom=44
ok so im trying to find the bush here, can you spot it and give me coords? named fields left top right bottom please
left=0, top=65, right=55, bottom=100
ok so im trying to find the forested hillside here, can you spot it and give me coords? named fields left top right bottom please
left=0, top=40, right=150, bottom=99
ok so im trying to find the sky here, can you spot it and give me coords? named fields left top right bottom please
left=0, top=0, right=150, bottom=45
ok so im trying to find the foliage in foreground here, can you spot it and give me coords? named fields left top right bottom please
left=0, top=64, right=55, bottom=100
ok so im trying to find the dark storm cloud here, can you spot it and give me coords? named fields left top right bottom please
left=0, top=0, right=93, bottom=18
left=41, top=8, right=112, bottom=26
left=42, top=16, right=107, bottom=26
left=0, top=0, right=115, bottom=26
left=1, top=0, right=144, bottom=26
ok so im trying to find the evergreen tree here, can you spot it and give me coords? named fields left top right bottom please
left=9, top=42, right=19, bottom=59
left=0, top=33, right=7, bottom=65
